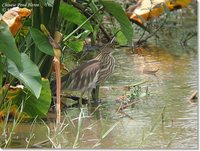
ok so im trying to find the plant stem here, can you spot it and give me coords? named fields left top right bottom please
left=25, top=116, right=38, bottom=149
left=73, top=108, right=84, bottom=148
left=3, top=103, right=24, bottom=148
left=48, top=0, right=61, bottom=35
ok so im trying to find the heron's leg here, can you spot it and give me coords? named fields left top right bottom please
left=87, top=91, right=91, bottom=105
left=91, top=88, right=95, bottom=103
left=91, top=85, right=100, bottom=105
left=79, top=92, right=84, bottom=107
left=95, top=85, right=100, bottom=102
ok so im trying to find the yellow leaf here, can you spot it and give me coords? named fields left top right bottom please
left=0, top=85, right=23, bottom=101
left=2, top=7, right=31, bottom=36
left=0, top=85, right=29, bottom=121
left=127, top=0, right=192, bottom=25
left=0, top=105, right=29, bottom=121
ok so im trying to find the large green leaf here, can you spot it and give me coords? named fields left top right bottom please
left=0, top=20, right=22, bottom=69
left=23, top=79, right=51, bottom=117
left=7, top=53, right=42, bottom=98
left=66, top=40, right=84, bottom=52
left=59, top=3, right=93, bottom=32
left=30, top=28, right=54, bottom=56
left=100, top=0, right=133, bottom=43
left=116, top=31, right=128, bottom=46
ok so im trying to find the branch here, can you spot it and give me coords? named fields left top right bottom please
left=69, top=0, right=111, bottom=41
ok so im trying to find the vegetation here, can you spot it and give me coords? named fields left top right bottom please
left=0, top=0, right=197, bottom=149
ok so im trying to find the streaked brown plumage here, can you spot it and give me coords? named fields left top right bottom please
left=51, top=48, right=115, bottom=104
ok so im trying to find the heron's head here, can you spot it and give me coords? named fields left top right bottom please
left=99, top=39, right=119, bottom=55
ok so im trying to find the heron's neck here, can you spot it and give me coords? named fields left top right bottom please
left=95, top=52, right=113, bottom=61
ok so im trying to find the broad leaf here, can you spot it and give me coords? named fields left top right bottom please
left=22, top=79, right=51, bottom=117
left=59, top=3, right=93, bottom=32
left=7, top=53, right=42, bottom=98
left=0, top=79, right=51, bottom=118
left=127, top=0, right=192, bottom=25
left=100, top=0, right=133, bottom=43
left=116, top=31, right=128, bottom=46
left=0, top=85, right=23, bottom=119
left=0, top=85, right=23, bottom=103
left=30, top=28, right=54, bottom=56
left=66, top=40, right=84, bottom=52
left=0, top=20, right=22, bottom=69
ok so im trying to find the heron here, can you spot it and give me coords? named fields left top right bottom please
left=50, top=46, right=116, bottom=106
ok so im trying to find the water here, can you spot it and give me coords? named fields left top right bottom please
left=101, top=45, right=198, bottom=149
left=1, top=43, right=197, bottom=149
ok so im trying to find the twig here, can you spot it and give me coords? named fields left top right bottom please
left=69, top=0, right=111, bottom=41
left=92, top=122, right=120, bottom=148
left=32, top=139, right=49, bottom=148
left=73, top=108, right=84, bottom=148
left=117, top=110, right=134, bottom=120
left=116, top=101, right=139, bottom=111
left=188, top=90, right=198, bottom=104
left=141, top=10, right=170, bottom=42
left=62, top=7, right=104, bottom=43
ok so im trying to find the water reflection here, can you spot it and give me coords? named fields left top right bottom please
left=100, top=44, right=198, bottom=149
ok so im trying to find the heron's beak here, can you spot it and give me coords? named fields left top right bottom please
left=112, top=49, right=120, bottom=54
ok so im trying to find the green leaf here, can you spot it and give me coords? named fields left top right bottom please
left=23, top=79, right=51, bottom=117
left=59, top=3, right=93, bottom=32
left=30, top=28, right=54, bottom=56
left=116, top=31, right=128, bottom=46
left=100, top=0, right=133, bottom=43
left=66, top=40, right=84, bottom=52
left=0, top=20, right=22, bottom=69
left=7, top=53, right=42, bottom=98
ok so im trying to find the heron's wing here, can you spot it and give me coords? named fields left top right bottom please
left=50, top=60, right=100, bottom=94
left=68, top=60, right=100, bottom=91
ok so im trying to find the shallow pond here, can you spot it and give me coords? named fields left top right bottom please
left=1, top=42, right=197, bottom=149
